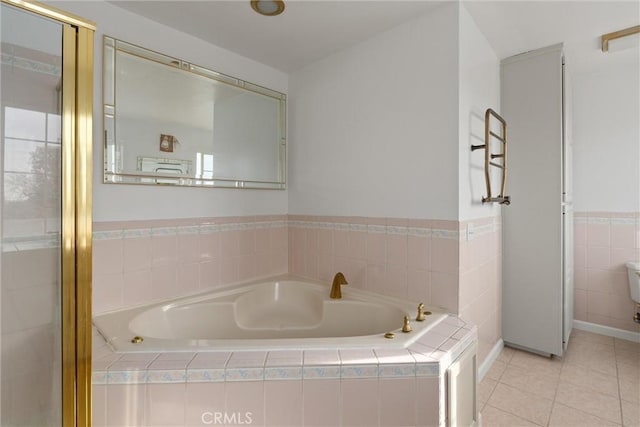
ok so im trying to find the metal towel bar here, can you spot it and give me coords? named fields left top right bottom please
left=471, top=108, right=511, bottom=205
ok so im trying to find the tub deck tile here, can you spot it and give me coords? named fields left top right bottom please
left=93, top=359, right=115, bottom=372
left=409, top=341, right=437, bottom=356
left=91, top=321, right=477, bottom=384
left=416, top=330, right=450, bottom=349
left=442, top=315, right=468, bottom=328
left=339, top=349, right=378, bottom=365
left=156, top=352, right=197, bottom=361
left=432, top=320, right=462, bottom=338
left=266, top=350, right=303, bottom=362
left=265, top=357, right=303, bottom=367
left=226, top=351, right=267, bottom=367
left=148, top=359, right=192, bottom=370
left=374, top=348, right=416, bottom=364
left=117, top=352, right=160, bottom=362
left=109, top=360, right=152, bottom=371
left=188, top=352, right=231, bottom=369
left=438, top=337, right=460, bottom=353
left=303, top=350, right=340, bottom=365
left=409, top=350, right=438, bottom=364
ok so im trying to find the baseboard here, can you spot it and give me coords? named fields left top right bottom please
left=478, top=338, right=504, bottom=381
left=573, top=320, right=640, bottom=342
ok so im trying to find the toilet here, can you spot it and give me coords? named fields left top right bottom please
left=627, top=261, right=640, bottom=323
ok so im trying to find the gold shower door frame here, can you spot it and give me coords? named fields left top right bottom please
left=1, top=1, right=94, bottom=426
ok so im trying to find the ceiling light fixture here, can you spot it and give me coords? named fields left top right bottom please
left=601, top=25, right=640, bottom=53
left=251, top=0, right=285, bottom=17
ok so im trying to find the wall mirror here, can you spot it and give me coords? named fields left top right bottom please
left=103, top=36, right=286, bottom=189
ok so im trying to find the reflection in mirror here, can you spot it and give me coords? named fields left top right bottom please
left=103, top=36, right=286, bottom=189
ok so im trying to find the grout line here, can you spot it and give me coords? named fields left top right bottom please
left=614, top=341, right=625, bottom=427
left=484, top=332, right=632, bottom=427
left=545, top=348, right=566, bottom=427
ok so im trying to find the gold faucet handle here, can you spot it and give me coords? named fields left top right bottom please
left=416, top=302, right=431, bottom=321
left=402, top=316, right=412, bottom=333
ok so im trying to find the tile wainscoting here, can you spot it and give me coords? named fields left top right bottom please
left=574, top=212, right=640, bottom=333
left=287, top=215, right=502, bottom=367
left=287, top=216, right=461, bottom=312
left=93, top=214, right=503, bottom=367
left=459, top=218, right=502, bottom=366
left=92, top=215, right=289, bottom=314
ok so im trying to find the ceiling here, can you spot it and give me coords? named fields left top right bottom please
left=463, top=1, right=639, bottom=74
left=109, top=1, right=444, bottom=73
left=111, top=0, right=639, bottom=74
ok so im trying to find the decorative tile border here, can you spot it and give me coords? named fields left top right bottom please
left=187, top=368, right=225, bottom=383
left=1, top=52, right=61, bottom=77
left=6, top=214, right=504, bottom=250
left=146, top=369, right=187, bottom=384
left=574, top=212, right=640, bottom=226
left=264, top=366, right=304, bottom=380
left=92, top=316, right=478, bottom=384
left=415, top=363, right=440, bottom=377
left=290, top=220, right=461, bottom=241
left=341, top=365, right=379, bottom=379
left=378, top=364, right=416, bottom=378
left=94, top=218, right=288, bottom=241
left=106, top=370, right=148, bottom=385
left=302, top=366, right=341, bottom=379
left=225, top=367, right=265, bottom=382
left=1, top=234, right=61, bottom=252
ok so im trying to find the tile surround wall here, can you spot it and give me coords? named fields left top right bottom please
left=93, top=214, right=503, bottom=364
left=1, top=247, right=60, bottom=425
left=574, top=212, right=640, bottom=333
left=458, top=217, right=502, bottom=365
left=288, top=214, right=503, bottom=367
left=288, top=215, right=461, bottom=314
left=91, top=214, right=493, bottom=425
left=92, top=215, right=288, bottom=314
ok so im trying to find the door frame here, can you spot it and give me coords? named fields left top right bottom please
left=1, top=1, right=94, bottom=425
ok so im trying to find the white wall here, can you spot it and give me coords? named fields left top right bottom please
left=458, top=5, right=501, bottom=222
left=457, top=3, right=502, bottom=369
left=47, top=1, right=289, bottom=222
left=288, top=3, right=460, bottom=220
left=573, top=62, right=640, bottom=213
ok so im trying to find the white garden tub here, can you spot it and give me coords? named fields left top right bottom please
left=93, top=277, right=447, bottom=352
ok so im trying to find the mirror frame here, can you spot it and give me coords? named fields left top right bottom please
left=102, top=36, right=287, bottom=189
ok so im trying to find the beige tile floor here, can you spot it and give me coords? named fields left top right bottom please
left=479, top=329, right=640, bottom=426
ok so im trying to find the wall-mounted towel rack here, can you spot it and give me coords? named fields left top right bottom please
left=471, top=108, right=511, bottom=205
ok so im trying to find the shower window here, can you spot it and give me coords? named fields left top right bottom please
left=4, top=107, right=61, bottom=233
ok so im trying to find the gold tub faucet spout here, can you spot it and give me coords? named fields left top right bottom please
left=330, top=272, right=348, bottom=299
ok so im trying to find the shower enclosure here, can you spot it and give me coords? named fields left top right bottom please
left=0, top=1, right=93, bottom=425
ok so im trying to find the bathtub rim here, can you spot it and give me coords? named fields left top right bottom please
left=93, top=274, right=449, bottom=353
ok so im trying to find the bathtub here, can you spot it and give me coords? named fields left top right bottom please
left=93, top=277, right=448, bottom=352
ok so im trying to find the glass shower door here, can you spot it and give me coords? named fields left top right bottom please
left=1, top=4, right=63, bottom=425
